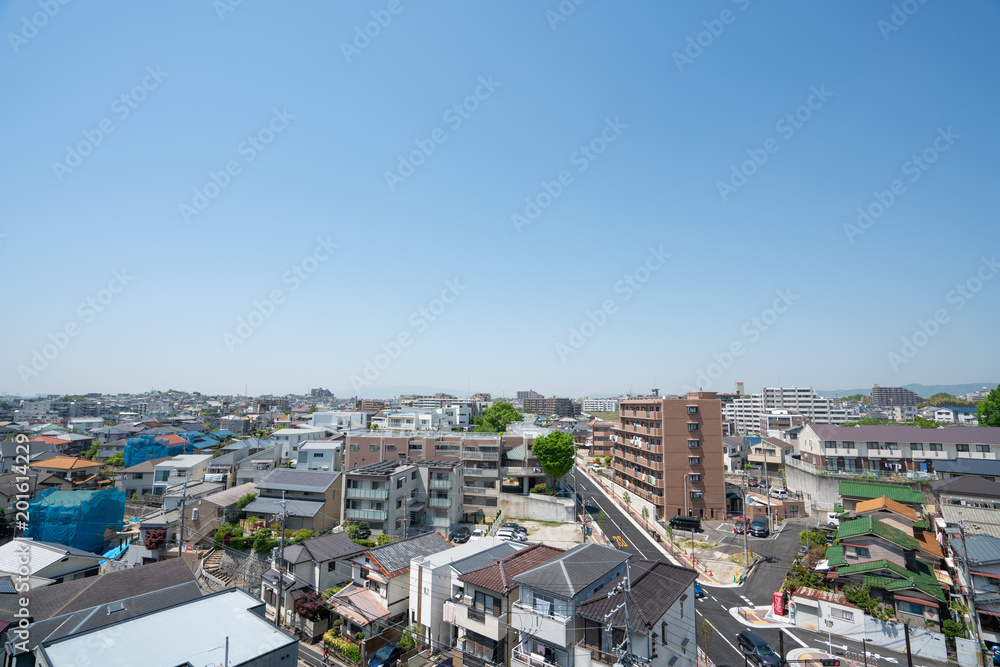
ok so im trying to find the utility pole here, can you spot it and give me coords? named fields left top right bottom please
left=605, top=558, right=647, bottom=667
left=903, top=621, right=913, bottom=667
left=779, top=629, right=784, bottom=667
left=177, top=477, right=189, bottom=559
left=763, top=446, right=772, bottom=532
left=959, top=520, right=986, bottom=662
left=273, top=491, right=288, bottom=628
left=224, top=636, right=230, bottom=667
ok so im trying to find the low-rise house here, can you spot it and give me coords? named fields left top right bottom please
left=245, top=468, right=342, bottom=533
left=330, top=531, right=452, bottom=636
left=510, top=544, right=632, bottom=667
left=0, top=440, right=58, bottom=475
left=118, top=455, right=172, bottom=500
left=0, top=538, right=104, bottom=589
left=151, top=454, right=213, bottom=497
left=27, top=456, right=109, bottom=490
left=446, top=542, right=564, bottom=666
left=931, top=475, right=1000, bottom=510
left=948, top=532, right=1000, bottom=647
left=576, top=559, right=699, bottom=667
left=176, top=481, right=257, bottom=550
left=204, top=448, right=253, bottom=487
left=235, top=444, right=282, bottom=486
left=296, top=439, right=342, bottom=471
left=273, top=426, right=330, bottom=460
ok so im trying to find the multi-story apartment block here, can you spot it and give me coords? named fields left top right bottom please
left=612, top=392, right=726, bottom=520
left=371, top=406, right=471, bottom=431
left=252, top=397, right=290, bottom=413
left=517, top=390, right=543, bottom=400
left=795, top=424, right=1000, bottom=477
left=760, top=409, right=806, bottom=436
left=591, top=420, right=616, bottom=459
left=967, top=387, right=993, bottom=403
left=582, top=398, right=620, bottom=413
left=510, top=544, right=631, bottom=667
left=724, top=387, right=848, bottom=435
left=346, top=433, right=546, bottom=522
left=343, top=460, right=464, bottom=535
left=310, top=410, right=368, bottom=430
left=870, top=385, right=923, bottom=407
left=272, top=425, right=329, bottom=460
left=888, top=405, right=919, bottom=422
left=522, top=397, right=578, bottom=418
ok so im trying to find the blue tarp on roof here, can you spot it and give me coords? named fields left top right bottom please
left=210, top=429, right=239, bottom=439
left=124, top=434, right=193, bottom=468
left=24, top=488, right=125, bottom=554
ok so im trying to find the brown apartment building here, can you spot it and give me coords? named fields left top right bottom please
left=612, top=391, right=725, bottom=521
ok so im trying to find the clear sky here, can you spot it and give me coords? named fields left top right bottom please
left=2, top=1, right=998, bottom=398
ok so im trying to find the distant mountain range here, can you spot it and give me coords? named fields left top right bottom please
left=818, top=383, right=997, bottom=399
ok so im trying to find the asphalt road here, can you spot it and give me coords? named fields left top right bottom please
left=572, top=474, right=950, bottom=667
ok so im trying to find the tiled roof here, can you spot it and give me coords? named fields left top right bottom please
left=934, top=459, right=1000, bottom=477
left=367, top=531, right=451, bottom=576
left=825, top=546, right=846, bottom=567
left=257, top=468, right=340, bottom=493
left=577, top=559, right=699, bottom=633
left=811, top=424, right=1000, bottom=446
left=930, top=475, right=1000, bottom=498
left=837, top=516, right=921, bottom=551
left=459, top=544, right=564, bottom=594
left=513, top=543, right=631, bottom=598
left=861, top=575, right=946, bottom=602
left=854, top=496, right=919, bottom=521
left=282, top=532, right=366, bottom=565
left=838, top=481, right=924, bottom=505
left=27, top=456, right=101, bottom=471
left=949, top=533, right=1000, bottom=565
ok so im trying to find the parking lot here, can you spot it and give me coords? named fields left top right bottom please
left=503, top=518, right=584, bottom=549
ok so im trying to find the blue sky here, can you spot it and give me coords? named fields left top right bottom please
left=2, top=0, right=998, bottom=398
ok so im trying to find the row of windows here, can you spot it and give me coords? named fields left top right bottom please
left=823, top=440, right=988, bottom=452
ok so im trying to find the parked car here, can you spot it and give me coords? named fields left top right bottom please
left=369, top=642, right=404, bottom=667
left=669, top=515, right=702, bottom=533
left=733, top=517, right=746, bottom=534
left=449, top=527, right=470, bottom=544
left=769, top=488, right=788, bottom=500
left=736, top=630, right=780, bottom=667
left=748, top=477, right=758, bottom=487
left=750, top=516, right=769, bottom=538
left=502, top=523, right=527, bottom=535
left=826, top=512, right=841, bottom=527
left=496, top=528, right=527, bottom=542
left=470, top=528, right=485, bottom=541
left=758, top=478, right=768, bottom=489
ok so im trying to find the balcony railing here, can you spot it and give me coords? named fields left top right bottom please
left=957, top=451, right=997, bottom=460
left=463, top=486, right=487, bottom=495
left=512, top=650, right=561, bottom=667
left=430, top=479, right=453, bottom=489
left=429, top=497, right=452, bottom=508
left=911, top=450, right=948, bottom=459
left=578, top=642, right=616, bottom=667
left=466, top=467, right=499, bottom=478
left=513, top=601, right=570, bottom=625
left=463, top=451, right=500, bottom=461
left=503, top=466, right=543, bottom=476
left=345, top=508, right=388, bottom=521
left=346, top=487, right=389, bottom=499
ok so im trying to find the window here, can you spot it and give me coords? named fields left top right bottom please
left=396, top=478, right=403, bottom=489
left=661, top=622, right=668, bottom=646
left=328, top=561, right=336, bottom=572
left=885, top=442, right=898, bottom=451
left=930, top=443, right=943, bottom=451
left=370, top=445, right=380, bottom=452
left=841, top=441, right=854, bottom=448
left=386, top=445, right=396, bottom=452
left=830, top=608, right=854, bottom=621
left=898, top=601, right=924, bottom=615
left=910, top=443, right=923, bottom=451
left=855, top=547, right=870, bottom=558
left=411, top=471, right=417, bottom=480
left=350, top=444, right=359, bottom=451
left=688, top=440, right=699, bottom=448
left=689, top=474, right=701, bottom=482
left=687, top=423, right=699, bottom=431
left=132, top=473, right=144, bottom=480
left=533, top=592, right=556, bottom=616
left=689, top=457, right=700, bottom=465
left=396, top=499, right=403, bottom=509
left=978, top=445, right=991, bottom=453
left=686, top=406, right=698, bottom=414
left=313, top=452, right=324, bottom=458
left=957, top=444, right=969, bottom=452
left=690, top=491, right=702, bottom=499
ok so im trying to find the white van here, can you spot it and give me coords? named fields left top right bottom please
left=826, top=512, right=840, bottom=527
left=769, top=488, right=788, bottom=500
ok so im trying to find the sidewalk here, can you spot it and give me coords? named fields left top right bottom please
left=728, top=605, right=794, bottom=628
left=577, top=463, right=737, bottom=587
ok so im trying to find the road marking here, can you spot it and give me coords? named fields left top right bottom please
left=782, top=629, right=808, bottom=648
left=613, top=535, right=629, bottom=548
left=579, top=485, right=650, bottom=559
left=698, top=615, right=742, bottom=657
left=709, top=594, right=718, bottom=602
left=740, top=595, right=753, bottom=605
left=719, top=603, right=726, bottom=610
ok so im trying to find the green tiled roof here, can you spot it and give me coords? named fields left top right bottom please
left=913, top=519, right=929, bottom=530
left=826, top=546, right=846, bottom=567
left=837, top=559, right=938, bottom=585
left=861, top=576, right=947, bottom=603
left=839, top=481, right=924, bottom=505
left=837, top=516, right=921, bottom=551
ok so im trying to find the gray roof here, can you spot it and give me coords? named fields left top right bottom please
left=513, top=543, right=631, bottom=598
left=949, top=533, right=1000, bottom=565
left=223, top=437, right=274, bottom=452
left=257, top=468, right=340, bottom=493
left=0, top=440, right=56, bottom=458
left=809, top=424, right=1000, bottom=445
left=577, top=559, right=698, bottom=633
left=282, top=532, right=365, bottom=565
left=367, top=531, right=451, bottom=575
left=450, top=543, right=522, bottom=573
left=201, top=482, right=258, bottom=507
left=939, top=505, right=1000, bottom=538
left=931, top=475, right=1000, bottom=498
left=244, top=496, right=324, bottom=518
left=935, top=459, right=1000, bottom=477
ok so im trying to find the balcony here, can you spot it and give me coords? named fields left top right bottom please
left=868, top=449, right=903, bottom=459
left=462, top=486, right=487, bottom=495
left=822, top=447, right=858, bottom=457
left=512, top=649, right=562, bottom=667
left=430, top=479, right=453, bottom=489
left=453, top=599, right=503, bottom=640
left=958, top=451, right=997, bottom=460
left=346, top=487, right=389, bottom=500
left=344, top=508, right=388, bottom=521
left=429, top=497, right=452, bottom=508
left=910, top=450, right=948, bottom=459
left=503, top=466, right=543, bottom=476
left=577, top=642, right=616, bottom=667
left=466, top=467, right=499, bottom=478
left=463, top=496, right=498, bottom=508
left=463, top=451, right=500, bottom=461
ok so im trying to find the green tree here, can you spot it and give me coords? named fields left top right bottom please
left=700, top=619, right=715, bottom=660
left=347, top=522, right=371, bottom=542
left=641, top=506, right=649, bottom=527
left=308, top=403, right=317, bottom=414
left=532, top=432, right=576, bottom=485
left=105, top=453, right=125, bottom=467
left=82, top=443, right=100, bottom=461
left=252, top=529, right=278, bottom=554
left=474, top=402, right=524, bottom=433
left=622, top=491, right=631, bottom=513
left=665, top=523, right=674, bottom=545
left=397, top=625, right=419, bottom=651
left=376, top=533, right=396, bottom=546
left=976, top=385, right=1000, bottom=427
left=598, top=511, right=606, bottom=534
left=236, top=493, right=258, bottom=509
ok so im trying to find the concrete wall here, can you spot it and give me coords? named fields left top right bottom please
left=785, top=460, right=936, bottom=511
left=500, top=493, right=574, bottom=522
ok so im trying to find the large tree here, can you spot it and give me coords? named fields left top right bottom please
left=978, top=385, right=1000, bottom=427
left=532, top=431, right=576, bottom=484
left=474, top=401, right=524, bottom=433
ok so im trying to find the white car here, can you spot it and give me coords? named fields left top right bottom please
left=470, top=529, right=485, bottom=541
left=768, top=488, right=788, bottom=500
left=496, top=528, right=527, bottom=542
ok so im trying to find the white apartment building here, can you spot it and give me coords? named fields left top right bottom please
left=371, top=406, right=471, bottom=431
left=310, top=410, right=368, bottom=430
left=272, top=425, right=329, bottom=459
left=151, top=454, right=213, bottom=496
left=581, top=398, right=620, bottom=413
left=889, top=405, right=919, bottom=422
left=295, top=440, right=342, bottom=471
left=68, top=417, right=103, bottom=432
left=723, top=387, right=848, bottom=435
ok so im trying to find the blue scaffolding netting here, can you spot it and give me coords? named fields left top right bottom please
left=123, top=434, right=193, bottom=468
left=25, top=487, right=126, bottom=554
